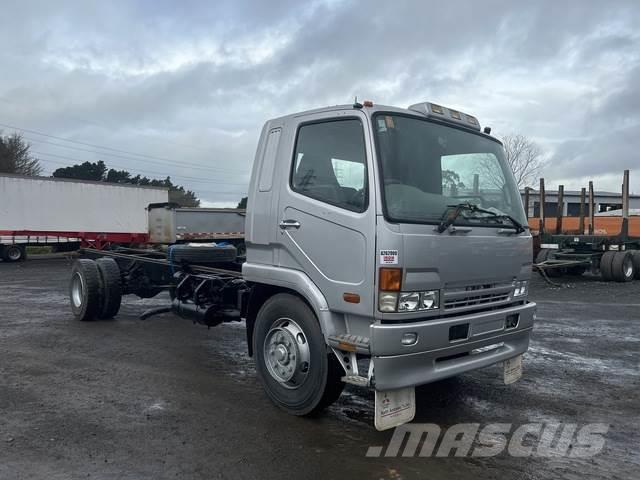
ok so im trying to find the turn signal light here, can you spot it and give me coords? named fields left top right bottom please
left=343, top=292, right=361, bottom=304
left=379, top=268, right=402, bottom=291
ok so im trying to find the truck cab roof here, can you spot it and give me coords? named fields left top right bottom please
left=268, top=102, right=500, bottom=143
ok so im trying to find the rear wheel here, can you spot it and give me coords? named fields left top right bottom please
left=632, top=251, right=640, bottom=280
left=612, top=251, right=635, bottom=282
left=96, top=258, right=122, bottom=319
left=599, top=251, right=616, bottom=281
left=3, top=245, right=26, bottom=262
left=70, top=259, right=101, bottom=321
left=253, top=294, right=344, bottom=416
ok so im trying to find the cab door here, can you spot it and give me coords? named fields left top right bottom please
left=276, top=110, right=376, bottom=315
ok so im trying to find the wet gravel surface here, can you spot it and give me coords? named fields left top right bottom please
left=1, top=258, right=639, bottom=479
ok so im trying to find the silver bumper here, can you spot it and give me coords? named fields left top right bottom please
left=370, top=302, right=535, bottom=390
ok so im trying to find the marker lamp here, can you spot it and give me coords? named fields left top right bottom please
left=513, top=280, right=529, bottom=297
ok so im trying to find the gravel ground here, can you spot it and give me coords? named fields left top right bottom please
left=0, top=257, right=638, bottom=479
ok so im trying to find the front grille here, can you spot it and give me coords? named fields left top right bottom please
left=443, top=281, right=513, bottom=311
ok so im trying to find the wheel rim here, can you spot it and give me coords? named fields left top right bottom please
left=624, top=256, right=633, bottom=278
left=7, top=247, right=21, bottom=261
left=71, top=272, right=84, bottom=308
left=263, top=318, right=311, bottom=389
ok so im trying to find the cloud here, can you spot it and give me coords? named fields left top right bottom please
left=1, top=0, right=639, bottom=203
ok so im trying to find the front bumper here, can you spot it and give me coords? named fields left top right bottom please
left=370, top=301, right=535, bottom=390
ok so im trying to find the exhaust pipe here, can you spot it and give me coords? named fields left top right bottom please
left=171, top=298, right=223, bottom=326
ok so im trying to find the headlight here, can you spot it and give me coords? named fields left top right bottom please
left=513, top=280, right=529, bottom=297
left=421, top=290, right=439, bottom=310
left=383, top=290, right=440, bottom=312
left=398, top=292, right=420, bottom=311
left=378, top=292, right=398, bottom=312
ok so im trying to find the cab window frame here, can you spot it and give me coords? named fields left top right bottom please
left=289, top=117, right=369, bottom=213
left=372, top=111, right=511, bottom=226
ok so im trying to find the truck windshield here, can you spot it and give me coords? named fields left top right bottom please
left=374, top=113, right=527, bottom=227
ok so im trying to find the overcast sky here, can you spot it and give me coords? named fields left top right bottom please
left=1, top=0, right=639, bottom=205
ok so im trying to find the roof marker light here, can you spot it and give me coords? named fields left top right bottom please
left=363, top=100, right=374, bottom=107
left=430, top=103, right=444, bottom=115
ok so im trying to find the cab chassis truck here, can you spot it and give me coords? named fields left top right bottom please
left=69, top=101, right=536, bottom=430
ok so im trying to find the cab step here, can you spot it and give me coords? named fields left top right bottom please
left=341, top=375, right=370, bottom=387
left=328, top=334, right=370, bottom=352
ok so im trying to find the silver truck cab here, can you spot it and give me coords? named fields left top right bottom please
left=243, top=101, right=535, bottom=430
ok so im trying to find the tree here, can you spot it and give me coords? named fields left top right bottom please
left=52, top=161, right=200, bottom=207
left=501, top=134, right=546, bottom=188
left=442, top=170, right=465, bottom=194
left=0, top=132, right=43, bottom=176
left=53, top=160, right=107, bottom=181
left=105, top=168, right=131, bottom=183
left=237, top=196, right=247, bottom=209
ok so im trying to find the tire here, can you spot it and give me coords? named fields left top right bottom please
left=3, top=245, right=26, bottom=262
left=169, top=244, right=237, bottom=265
left=611, top=251, right=635, bottom=282
left=632, top=251, right=640, bottom=280
left=253, top=293, right=344, bottom=416
left=96, top=258, right=122, bottom=319
left=70, top=259, right=102, bottom=321
left=600, top=251, right=616, bottom=281
left=536, top=248, right=563, bottom=277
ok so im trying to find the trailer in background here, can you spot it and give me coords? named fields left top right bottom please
left=0, top=174, right=168, bottom=262
left=527, top=170, right=640, bottom=281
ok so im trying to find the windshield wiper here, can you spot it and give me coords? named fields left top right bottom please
left=437, top=202, right=526, bottom=234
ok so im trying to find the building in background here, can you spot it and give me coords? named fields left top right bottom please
left=520, top=190, right=640, bottom=218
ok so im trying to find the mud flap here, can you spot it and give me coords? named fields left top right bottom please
left=504, top=354, right=523, bottom=385
left=374, top=387, right=415, bottom=431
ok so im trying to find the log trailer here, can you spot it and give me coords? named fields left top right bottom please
left=68, top=101, right=536, bottom=430
left=531, top=170, right=640, bottom=281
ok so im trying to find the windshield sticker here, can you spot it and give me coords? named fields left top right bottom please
left=377, top=118, right=387, bottom=132
left=380, top=250, right=399, bottom=265
left=385, top=116, right=395, bottom=129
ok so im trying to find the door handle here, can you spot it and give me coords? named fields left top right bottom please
left=279, top=219, right=301, bottom=230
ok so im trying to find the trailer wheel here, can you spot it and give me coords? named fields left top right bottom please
left=96, top=258, right=122, bottom=319
left=632, top=251, right=640, bottom=280
left=3, top=245, right=26, bottom=262
left=536, top=248, right=563, bottom=277
left=70, top=259, right=102, bottom=321
left=611, top=251, right=635, bottom=282
left=253, top=293, right=344, bottom=416
left=599, top=251, right=616, bottom=281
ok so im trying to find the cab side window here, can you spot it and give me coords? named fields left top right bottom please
left=291, top=119, right=367, bottom=212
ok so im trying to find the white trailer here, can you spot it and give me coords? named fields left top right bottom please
left=0, top=174, right=168, bottom=261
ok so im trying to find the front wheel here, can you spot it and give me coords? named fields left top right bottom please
left=253, top=293, right=344, bottom=416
